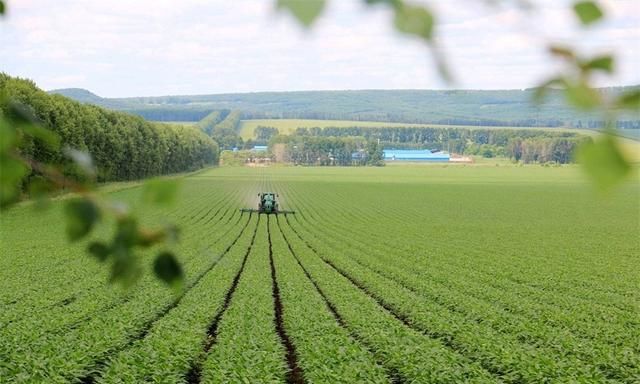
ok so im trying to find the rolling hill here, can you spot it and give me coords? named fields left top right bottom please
left=49, top=87, right=640, bottom=128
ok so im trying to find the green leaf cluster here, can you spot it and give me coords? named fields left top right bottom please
left=277, top=0, right=326, bottom=27
left=573, top=1, right=604, bottom=25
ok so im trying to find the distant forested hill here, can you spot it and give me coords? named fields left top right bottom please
left=49, top=87, right=640, bottom=129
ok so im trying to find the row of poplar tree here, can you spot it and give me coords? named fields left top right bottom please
left=1, top=74, right=219, bottom=182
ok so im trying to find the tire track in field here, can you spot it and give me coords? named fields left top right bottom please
left=282, top=216, right=505, bottom=382
left=267, top=216, right=306, bottom=384
left=185, top=215, right=261, bottom=384
left=77, top=214, right=254, bottom=384
left=275, top=216, right=404, bottom=384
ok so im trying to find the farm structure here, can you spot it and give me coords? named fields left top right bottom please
left=384, top=149, right=450, bottom=162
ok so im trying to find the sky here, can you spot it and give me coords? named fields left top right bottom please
left=1, top=0, right=638, bottom=97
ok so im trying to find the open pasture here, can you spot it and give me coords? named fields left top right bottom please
left=0, top=165, right=638, bottom=383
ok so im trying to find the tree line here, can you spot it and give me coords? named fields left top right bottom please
left=203, top=110, right=243, bottom=150
left=1, top=74, right=219, bottom=182
left=266, top=125, right=591, bottom=164
left=270, top=135, right=383, bottom=166
left=196, top=110, right=225, bottom=135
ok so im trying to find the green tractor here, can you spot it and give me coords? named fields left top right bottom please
left=240, top=192, right=295, bottom=215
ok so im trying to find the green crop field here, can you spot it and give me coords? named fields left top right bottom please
left=238, top=119, right=438, bottom=139
left=1, top=165, right=639, bottom=383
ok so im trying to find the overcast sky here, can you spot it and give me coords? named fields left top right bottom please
left=1, top=0, right=638, bottom=97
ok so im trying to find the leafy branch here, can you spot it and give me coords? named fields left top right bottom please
left=1, top=99, right=184, bottom=289
left=278, top=0, right=638, bottom=191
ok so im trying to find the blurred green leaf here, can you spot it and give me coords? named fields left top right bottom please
left=432, top=46, right=452, bottom=83
left=6, top=101, right=39, bottom=126
left=87, top=241, right=111, bottom=262
left=564, top=81, right=601, bottom=110
left=580, top=55, right=614, bottom=74
left=277, top=0, right=326, bottom=27
left=136, top=229, right=165, bottom=248
left=110, top=250, right=142, bottom=287
left=576, top=134, right=631, bottom=192
left=142, top=178, right=179, bottom=206
left=548, top=45, right=575, bottom=61
left=64, top=147, right=95, bottom=176
left=573, top=1, right=603, bottom=26
left=616, top=90, right=640, bottom=110
left=164, top=224, right=180, bottom=244
left=28, top=175, right=54, bottom=209
left=108, top=200, right=129, bottom=216
left=114, top=217, right=139, bottom=247
left=153, top=251, right=184, bottom=287
left=394, top=3, right=434, bottom=40
left=22, top=124, right=61, bottom=149
left=0, top=1, right=5, bottom=15
left=0, top=117, right=19, bottom=152
left=533, top=77, right=565, bottom=103
left=0, top=155, right=28, bottom=209
left=4, top=102, right=60, bottom=149
left=64, top=198, right=101, bottom=241
left=364, top=0, right=398, bottom=5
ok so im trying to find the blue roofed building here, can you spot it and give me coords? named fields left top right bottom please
left=383, top=149, right=450, bottom=162
left=251, top=145, right=268, bottom=152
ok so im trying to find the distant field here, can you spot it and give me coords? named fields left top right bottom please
left=159, top=121, right=196, bottom=126
left=158, top=118, right=640, bottom=162
left=238, top=119, right=589, bottom=140
left=239, top=119, right=640, bottom=162
left=239, top=119, right=432, bottom=139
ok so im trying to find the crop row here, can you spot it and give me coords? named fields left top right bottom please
left=97, top=215, right=258, bottom=383
left=0, top=180, right=249, bottom=382
left=288, top=181, right=639, bottom=340
left=276, top=212, right=495, bottom=383
left=269, top=216, right=389, bottom=383
left=200, top=217, right=288, bottom=383
left=287, top=185, right=638, bottom=382
left=298, top=185, right=640, bottom=351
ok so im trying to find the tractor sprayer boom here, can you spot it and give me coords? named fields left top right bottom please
left=240, top=192, right=295, bottom=215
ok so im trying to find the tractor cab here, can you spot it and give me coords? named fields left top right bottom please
left=259, top=192, right=278, bottom=214
left=240, top=192, right=295, bottom=215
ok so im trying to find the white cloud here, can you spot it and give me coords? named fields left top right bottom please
left=0, top=0, right=637, bottom=96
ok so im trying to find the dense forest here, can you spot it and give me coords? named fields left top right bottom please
left=50, top=87, right=640, bottom=130
left=268, top=126, right=590, bottom=164
left=1, top=74, right=219, bottom=182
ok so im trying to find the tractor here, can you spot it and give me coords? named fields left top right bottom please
left=240, top=192, right=295, bottom=215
